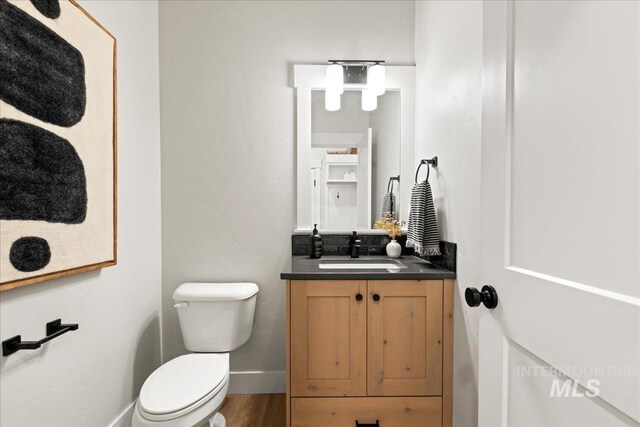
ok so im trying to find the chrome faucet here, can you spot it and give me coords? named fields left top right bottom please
left=349, top=231, right=361, bottom=258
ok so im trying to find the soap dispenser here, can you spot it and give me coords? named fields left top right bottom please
left=309, top=224, right=322, bottom=259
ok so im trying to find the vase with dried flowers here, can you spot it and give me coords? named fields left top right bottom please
left=373, top=213, right=406, bottom=259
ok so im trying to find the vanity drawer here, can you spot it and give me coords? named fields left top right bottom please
left=291, top=396, right=442, bottom=427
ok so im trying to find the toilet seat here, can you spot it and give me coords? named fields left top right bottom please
left=138, top=353, right=229, bottom=422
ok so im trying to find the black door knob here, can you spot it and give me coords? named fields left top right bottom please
left=355, top=293, right=363, bottom=302
left=465, top=285, right=498, bottom=309
left=372, top=293, right=381, bottom=302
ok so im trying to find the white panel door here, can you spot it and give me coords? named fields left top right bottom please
left=356, top=128, right=373, bottom=228
left=311, top=166, right=321, bottom=226
left=326, top=184, right=355, bottom=229
left=478, top=2, right=639, bottom=426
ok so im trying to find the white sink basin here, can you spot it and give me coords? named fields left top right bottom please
left=318, top=260, right=407, bottom=270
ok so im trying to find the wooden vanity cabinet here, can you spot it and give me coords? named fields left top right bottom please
left=367, top=280, right=443, bottom=397
left=286, top=279, right=454, bottom=427
left=290, top=280, right=367, bottom=397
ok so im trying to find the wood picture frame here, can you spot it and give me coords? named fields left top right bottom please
left=0, top=0, right=117, bottom=291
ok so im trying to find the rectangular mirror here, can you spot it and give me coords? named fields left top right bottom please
left=310, top=90, right=401, bottom=229
left=294, top=65, right=415, bottom=232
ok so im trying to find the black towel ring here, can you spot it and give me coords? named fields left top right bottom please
left=387, top=175, right=400, bottom=193
left=415, top=157, right=438, bottom=183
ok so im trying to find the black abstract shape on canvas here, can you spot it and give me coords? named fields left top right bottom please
left=0, top=0, right=86, bottom=127
left=9, top=237, right=51, bottom=272
left=0, top=119, right=87, bottom=224
left=30, top=0, right=60, bottom=19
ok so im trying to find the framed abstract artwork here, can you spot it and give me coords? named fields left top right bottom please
left=0, top=0, right=117, bottom=291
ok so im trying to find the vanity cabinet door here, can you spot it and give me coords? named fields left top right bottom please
left=291, top=280, right=367, bottom=397
left=367, top=280, right=443, bottom=396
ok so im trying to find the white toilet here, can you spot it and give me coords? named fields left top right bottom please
left=133, top=282, right=259, bottom=427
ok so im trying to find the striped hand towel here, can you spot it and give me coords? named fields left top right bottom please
left=406, top=181, right=441, bottom=256
left=382, top=192, right=397, bottom=219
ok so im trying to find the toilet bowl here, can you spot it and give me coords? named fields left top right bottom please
left=133, top=283, right=259, bottom=427
left=133, top=354, right=229, bottom=427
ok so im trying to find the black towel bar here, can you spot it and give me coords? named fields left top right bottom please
left=386, top=175, right=400, bottom=193
left=2, top=319, right=78, bottom=356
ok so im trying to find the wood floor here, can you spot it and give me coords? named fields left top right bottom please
left=219, top=394, right=286, bottom=427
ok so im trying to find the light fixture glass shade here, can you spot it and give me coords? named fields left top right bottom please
left=368, top=64, right=386, bottom=96
left=326, top=63, right=344, bottom=95
left=361, top=89, right=377, bottom=111
left=325, top=89, right=341, bottom=111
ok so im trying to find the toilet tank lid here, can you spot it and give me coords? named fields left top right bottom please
left=174, top=282, right=259, bottom=302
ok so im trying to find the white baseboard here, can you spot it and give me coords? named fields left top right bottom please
left=109, top=401, right=135, bottom=427
left=228, top=370, right=286, bottom=394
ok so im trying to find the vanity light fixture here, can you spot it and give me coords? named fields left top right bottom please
left=361, top=88, right=377, bottom=111
left=325, top=62, right=344, bottom=111
left=326, top=63, right=344, bottom=94
left=368, top=63, right=386, bottom=96
left=325, top=89, right=341, bottom=111
left=325, top=60, right=386, bottom=111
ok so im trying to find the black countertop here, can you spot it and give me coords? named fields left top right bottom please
left=281, top=256, right=456, bottom=280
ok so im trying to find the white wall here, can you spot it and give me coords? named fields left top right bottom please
left=414, top=2, right=483, bottom=426
left=0, top=1, right=162, bottom=426
left=159, top=1, right=415, bottom=391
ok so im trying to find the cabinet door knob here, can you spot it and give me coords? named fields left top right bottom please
left=355, top=421, right=379, bottom=427
left=372, top=293, right=381, bottom=302
left=355, top=293, right=363, bottom=302
left=465, top=285, right=498, bottom=309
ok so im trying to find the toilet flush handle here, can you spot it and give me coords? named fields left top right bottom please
left=174, top=302, right=189, bottom=309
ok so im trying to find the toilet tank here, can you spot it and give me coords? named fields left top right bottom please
left=173, top=282, right=259, bottom=352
